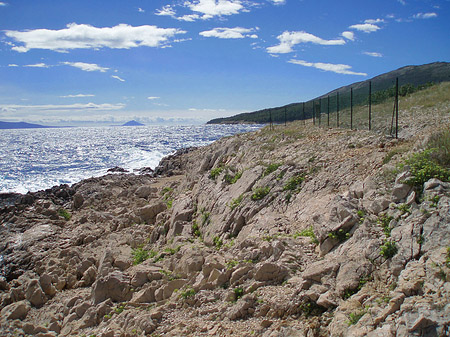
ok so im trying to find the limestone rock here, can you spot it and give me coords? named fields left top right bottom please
left=91, top=271, right=132, bottom=304
left=254, top=263, right=287, bottom=283
left=139, top=202, right=167, bottom=224
left=0, top=300, right=31, bottom=320
left=25, top=279, right=47, bottom=307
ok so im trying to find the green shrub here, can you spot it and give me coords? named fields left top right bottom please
left=297, top=226, right=319, bottom=245
left=192, top=221, right=201, bottom=238
left=251, top=186, right=270, bottom=200
left=209, top=167, right=224, bottom=180
left=446, top=247, right=450, bottom=268
left=213, top=236, right=223, bottom=250
left=224, top=171, right=242, bottom=184
left=380, top=240, right=398, bottom=258
left=229, top=194, right=244, bottom=210
left=402, top=149, right=450, bottom=189
left=347, top=310, right=366, bottom=325
left=132, top=247, right=149, bottom=265
left=328, top=228, right=350, bottom=242
left=234, top=287, right=244, bottom=300
left=226, top=259, right=239, bottom=269
left=180, top=288, right=196, bottom=299
left=58, top=208, right=72, bottom=221
left=378, top=213, right=394, bottom=237
left=264, top=163, right=281, bottom=176
left=283, top=174, right=305, bottom=192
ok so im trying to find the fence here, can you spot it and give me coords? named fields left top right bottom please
left=267, top=77, right=434, bottom=138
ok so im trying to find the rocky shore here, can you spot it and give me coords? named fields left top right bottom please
left=1, top=96, right=450, bottom=336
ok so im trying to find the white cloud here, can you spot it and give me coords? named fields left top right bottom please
left=5, top=23, right=186, bottom=53
left=363, top=51, right=383, bottom=57
left=398, top=0, right=406, bottom=5
left=138, top=8, right=145, bottom=13
left=349, top=23, right=380, bottom=33
left=111, top=75, right=125, bottom=82
left=288, top=59, right=367, bottom=76
left=62, top=62, right=109, bottom=72
left=269, top=0, right=286, bottom=5
left=0, top=2, right=7, bottom=6
left=155, top=5, right=176, bottom=16
left=60, top=94, right=95, bottom=98
left=0, top=103, right=125, bottom=113
left=177, top=14, right=201, bottom=22
left=341, top=31, right=355, bottom=41
left=24, top=63, right=50, bottom=68
left=413, top=12, right=437, bottom=19
left=185, top=0, right=245, bottom=19
left=200, top=27, right=258, bottom=39
left=267, top=31, right=345, bottom=54
left=8, top=64, right=19, bottom=67
left=365, top=18, right=384, bottom=24
left=147, top=96, right=160, bottom=100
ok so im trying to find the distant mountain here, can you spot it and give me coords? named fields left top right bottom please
left=207, top=61, right=450, bottom=124
left=0, top=121, right=50, bottom=129
left=122, top=120, right=145, bottom=126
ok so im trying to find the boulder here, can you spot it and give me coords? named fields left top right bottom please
left=254, top=263, right=287, bottom=283
left=91, top=271, right=132, bottom=304
left=135, top=185, right=158, bottom=198
left=0, top=300, right=31, bottom=320
left=139, top=202, right=167, bottom=224
left=25, top=279, right=47, bottom=307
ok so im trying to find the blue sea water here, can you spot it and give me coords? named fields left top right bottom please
left=0, top=124, right=261, bottom=194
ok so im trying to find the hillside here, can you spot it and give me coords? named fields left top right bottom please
left=1, top=84, right=450, bottom=336
left=0, top=121, right=50, bottom=129
left=208, top=61, right=450, bottom=125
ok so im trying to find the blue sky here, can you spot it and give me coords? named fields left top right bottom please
left=0, top=0, right=448, bottom=126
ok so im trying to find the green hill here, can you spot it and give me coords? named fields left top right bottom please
left=207, top=62, right=450, bottom=125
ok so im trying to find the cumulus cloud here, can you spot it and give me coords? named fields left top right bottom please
left=186, top=0, right=245, bottom=19
left=111, top=75, right=125, bottom=82
left=341, top=31, right=355, bottom=41
left=349, top=23, right=380, bottom=33
left=147, top=96, right=160, bottom=100
left=398, top=0, right=406, bottom=5
left=62, top=62, right=109, bottom=72
left=267, top=31, right=345, bottom=54
left=8, top=64, right=19, bottom=67
left=0, top=2, right=7, bottom=6
left=60, top=94, right=95, bottom=98
left=413, top=12, right=437, bottom=19
left=288, top=59, right=367, bottom=76
left=269, top=0, right=286, bottom=5
left=200, top=27, right=258, bottom=39
left=4, top=23, right=186, bottom=53
left=138, top=8, right=145, bottom=13
left=363, top=51, right=383, bottom=57
left=155, top=5, right=176, bottom=16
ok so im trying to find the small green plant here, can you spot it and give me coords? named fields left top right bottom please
left=264, top=163, right=281, bottom=176
left=446, top=247, right=450, bottom=268
left=298, top=299, right=326, bottom=317
left=328, top=228, right=350, bottom=242
left=114, top=303, right=126, bottom=314
left=343, top=275, right=372, bottom=299
left=234, top=287, right=244, bottom=301
left=357, top=210, right=365, bottom=223
left=164, top=245, right=181, bottom=255
left=377, top=213, right=394, bottom=237
left=298, top=226, right=319, bottom=245
left=201, top=210, right=211, bottom=226
left=347, top=310, right=366, bottom=326
left=213, top=236, right=223, bottom=250
left=229, top=194, right=244, bottom=210
left=58, top=208, right=72, bottom=221
left=209, top=167, right=224, bottom=180
left=416, top=235, right=425, bottom=244
left=161, top=187, right=174, bottom=208
left=104, top=313, right=112, bottom=320
left=397, top=203, right=411, bottom=215
left=429, top=195, right=440, bottom=207
left=180, top=287, right=196, bottom=299
left=283, top=174, right=305, bottom=192
left=132, top=246, right=149, bottom=265
left=380, top=240, right=398, bottom=258
left=192, top=221, right=201, bottom=238
left=226, top=259, right=239, bottom=269
left=251, top=186, right=270, bottom=201
left=224, top=170, right=242, bottom=184
left=402, top=149, right=450, bottom=190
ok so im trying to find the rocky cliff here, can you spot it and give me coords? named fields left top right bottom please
left=1, top=84, right=450, bottom=336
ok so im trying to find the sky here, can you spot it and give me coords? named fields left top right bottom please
left=0, top=0, right=448, bottom=126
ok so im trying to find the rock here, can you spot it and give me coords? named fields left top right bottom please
left=135, top=185, right=157, bottom=198
left=91, top=271, right=132, bottom=304
left=367, top=197, right=390, bottom=215
left=73, top=193, right=84, bottom=209
left=163, top=279, right=187, bottom=300
left=25, top=279, right=47, bottom=307
left=39, top=274, right=57, bottom=297
left=254, top=263, right=287, bottom=283
left=316, top=291, right=337, bottom=309
left=408, top=314, right=437, bottom=332
left=392, top=184, right=412, bottom=202
left=80, top=266, right=97, bottom=287
left=230, top=266, right=253, bottom=285
left=131, top=285, right=158, bottom=304
left=139, top=202, right=167, bottom=224
left=0, top=300, right=31, bottom=320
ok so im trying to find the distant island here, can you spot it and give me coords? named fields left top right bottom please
left=122, top=120, right=145, bottom=126
left=0, top=121, right=51, bottom=129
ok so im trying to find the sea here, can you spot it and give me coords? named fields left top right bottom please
left=0, top=124, right=261, bottom=194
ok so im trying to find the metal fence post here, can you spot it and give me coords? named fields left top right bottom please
left=337, top=92, right=340, bottom=127
left=350, top=87, right=353, bottom=130
left=369, top=81, right=372, bottom=131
